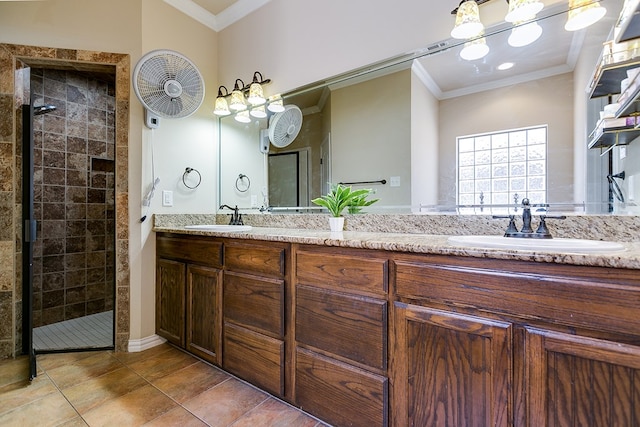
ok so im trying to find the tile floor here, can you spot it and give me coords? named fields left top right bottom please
left=0, top=343, right=329, bottom=427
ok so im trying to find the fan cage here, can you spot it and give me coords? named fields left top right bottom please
left=133, top=49, right=205, bottom=119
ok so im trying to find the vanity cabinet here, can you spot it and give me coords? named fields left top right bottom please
left=156, top=234, right=223, bottom=364
left=222, top=240, right=289, bottom=398
left=293, top=245, right=389, bottom=427
left=390, top=253, right=640, bottom=427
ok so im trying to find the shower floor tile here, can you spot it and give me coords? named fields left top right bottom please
left=33, top=310, right=113, bottom=351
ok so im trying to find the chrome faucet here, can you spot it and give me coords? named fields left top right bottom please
left=219, top=204, right=243, bottom=225
left=494, top=198, right=565, bottom=239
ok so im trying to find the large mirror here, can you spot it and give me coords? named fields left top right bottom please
left=219, top=0, right=639, bottom=215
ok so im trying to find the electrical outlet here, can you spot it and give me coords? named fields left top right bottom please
left=620, top=146, right=627, bottom=160
left=251, top=195, right=258, bottom=207
left=162, top=190, right=173, bottom=207
left=390, top=176, right=401, bottom=187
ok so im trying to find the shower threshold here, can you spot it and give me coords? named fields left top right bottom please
left=33, top=310, right=113, bottom=351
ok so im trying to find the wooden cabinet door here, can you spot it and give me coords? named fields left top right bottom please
left=186, top=264, right=221, bottom=364
left=391, top=302, right=512, bottom=427
left=526, top=327, right=640, bottom=427
left=156, top=258, right=186, bottom=346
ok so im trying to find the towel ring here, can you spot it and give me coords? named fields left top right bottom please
left=236, top=174, right=250, bottom=192
left=182, top=167, right=201, bottom=189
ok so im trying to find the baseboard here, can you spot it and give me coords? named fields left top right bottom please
left=127, top=334, right=167, bottom=352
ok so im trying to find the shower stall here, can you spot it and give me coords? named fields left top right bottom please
left=24, top=67, right=116, bottom=353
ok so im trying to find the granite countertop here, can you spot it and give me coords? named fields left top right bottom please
left=153, top=224, right=640, bottom=270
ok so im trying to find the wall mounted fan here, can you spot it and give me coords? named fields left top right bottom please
left=268, top=105, right=303, bottom=148
left=133, top=49, right=205, bottom=128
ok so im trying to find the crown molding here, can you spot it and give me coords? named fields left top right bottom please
left=163, top=0, right=270, bottom=32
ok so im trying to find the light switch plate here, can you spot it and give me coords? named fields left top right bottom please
left=162, top=190, right=173, bottom=207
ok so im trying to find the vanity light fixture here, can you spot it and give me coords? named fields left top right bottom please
left=451, top=0, right=484, bottom=39
left=460, top=34, right=490, bottom=60
left=213, top=86, right=231, bottom=116
left=564, top=0, right=606, bottom=31
left=250, top=105, right=267, bottom=119
left=505, top=0, right=544, bottom=23
left=229, top=79, right=248, bottom=112
left=234, top=110, right=251, bottom=123
left=508, top=18, right=543, bottom=47
left=247, top=71, right=271, bottom=105
left=267, top=95, right=285, bottom=113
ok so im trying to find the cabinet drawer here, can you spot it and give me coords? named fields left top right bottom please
left=295, top=347, right=388, bottom=427
left=296, top=285, right=387, bottom=370
left=394, top=259, right=640, bottom=337
left=223, top=323, right=285, bottom=397
left=296, top=247, right=388, bottom=295
left=224, top=241, right=286, bottom=277
left=223, top=271, right=284, bottom=337
left=157, top=234, right=223, bottom=267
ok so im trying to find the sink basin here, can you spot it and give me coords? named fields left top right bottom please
left=184, top=224, right=252, bottom=232
left=448, top=235, right=626, bottom=254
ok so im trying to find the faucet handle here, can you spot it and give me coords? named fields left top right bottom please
left=535, top=215, right=566, bottom=238
left=493, top=215, right=518, bottom=236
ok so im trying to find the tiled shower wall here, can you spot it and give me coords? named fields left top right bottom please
left=31, top=68, right=115, bottom=327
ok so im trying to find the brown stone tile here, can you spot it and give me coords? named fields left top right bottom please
left=42, top=238, right=64, bottom=255
left=66, top=236, right=86, bottom=253
left=45, top=352, right=124, bottom=389
left=42, top=272, right=64, bottom=292
left=0, top=292, right=12, bottom=340
left=66, top=169, right=87, bottom=187
left=0, top=241, right=12, bottom=291
left=127, top=346, right=199, bottom=382
left=43, top=115, right=65, bottom=134
left=42, top=202, right=65, bottom=220
left=112, top=342, right=174, bottom=366
left=182, top=377, right=269, bottom=426
left=66, top=152, right=87, bottom=171
left=65, top=286, right=86, bottom=305
left=66, top=220, right=86, bottom=238
left=65, top=203, right=86, bottom=219
left=230, top=397, right=321, bottom=427
left=0, top=96, right=13, bottom=141
left=43, top=167, right=65, bottom=185
left=66, top=269, right=86, bottom=288
left=143, top=406, right=208, bottom=426
left=43, top=131, right=65, bottom=151
left=43, top=150, right=65, bottom=168
left=60, top=366, right=146, bottom=415
left=41, top=289, right=64, bottom=309
left=0, top=390, right=78, bottom=427
left=42, top=254, right=64, bottom=273
left=41, top=306, right=64, bottom=325
left=37, top=350, right=104, bottom=370
left=66, top=186, right=86, bottom=203
left=64, top=302, right=86, bottom=320
left=0, top=356, right=29, bottom=388
left=41, top=220, right=65, bottom=238
left=42, top=185, right=65, bottom=202
left=67, top=136, right=86, bottom=154
left=151, top=361, right=230, bottom=404
left=81, top=384, right=177, bottom=427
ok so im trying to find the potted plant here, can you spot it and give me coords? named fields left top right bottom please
left=312, top=184, right=376, bottom=231
left=347, top=189, right=379, bottom=214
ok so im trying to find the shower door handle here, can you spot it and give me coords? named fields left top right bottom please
left=24, top=220, right=37, bottom=243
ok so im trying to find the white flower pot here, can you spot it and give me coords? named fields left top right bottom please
left=328, top=216, right=345, bottom=232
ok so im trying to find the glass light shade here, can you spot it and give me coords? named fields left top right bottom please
left=565, top=0, right=606, bottom=31
left=451, top=1, right=484, bottom=39
left=229, top=90, right=247, bottom=111
left=505, top=0, right=543, bottom=23
left=250, top=105, right=267, bottom=118
left=508, top=21, right=543, bottom=47
left=267, top=97, right=285, bottom=113
left=234, top=110, right=251, bottom=123
left=213, top=96, right=231, bottom=116
left=460, top=37, right=490, bottom=61
left=247, top=82, right=266, bottom=105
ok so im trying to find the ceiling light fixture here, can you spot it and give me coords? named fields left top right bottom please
left=564, top=0, right=606, bottom=31
left=497, top=62, right=515, bottom=70
left=451, top=0, right=484, bottom=39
